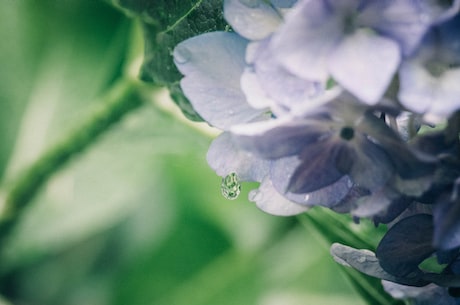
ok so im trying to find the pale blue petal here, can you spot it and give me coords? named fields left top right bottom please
left=240, top=67, right=276, bottom=110
left=206, top=132, right=270, bottom=182
left=270, top=0, right=343, bottom=81
left=399, top=61, right=460, bottom=120
left=249, top=177, right=310, bottom=216
left=174, top=32, right=262, bottom=130
left=224, top=0, right=282, bottom=40
left=328, top=29, right=400, bottom=104
left=251, top=38, right=325, bottom=116
left=398, top=60, right=443, bottom=113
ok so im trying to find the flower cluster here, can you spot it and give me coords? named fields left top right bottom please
left=173, top=0, right=460, bottom=303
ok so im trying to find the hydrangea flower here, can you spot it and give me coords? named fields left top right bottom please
left=172, top=0, right=460, bottom=303
left=231, top=92, right=435, bottom=214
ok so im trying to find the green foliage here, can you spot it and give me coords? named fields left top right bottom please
left=0, top=1, right=396, bottom=305
left=112, top=0, right=228, bottom=121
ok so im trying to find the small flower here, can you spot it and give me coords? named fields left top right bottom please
left=231, top=92, right=433, bottom=211
left=268, top=0, right=459, bottom=104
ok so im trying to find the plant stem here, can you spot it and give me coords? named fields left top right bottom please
left=0, top=78, right=149, bottom=245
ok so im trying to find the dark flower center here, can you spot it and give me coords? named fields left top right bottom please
left=340, top=126, right=355, bottom=140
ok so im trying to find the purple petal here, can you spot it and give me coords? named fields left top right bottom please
left=328, top=29, right=400, bottom=104
left=358, top=0, right=454, bottom=56
left=347, top=136, right=394, bottom=191
left=231, top=117, right=329, bottom=159
left=174, top=32, right=262, bottom=130
left=270, top=156, right=352, bottom=206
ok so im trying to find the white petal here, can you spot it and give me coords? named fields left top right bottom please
left=250, top=177, right=309, bottom=216
left=174, top=32, right=262, bottom=130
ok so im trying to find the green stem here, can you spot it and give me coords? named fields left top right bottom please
left=0, top=78, right=148, bottom=244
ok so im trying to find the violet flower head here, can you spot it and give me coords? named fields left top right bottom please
left=231, top=92, right=433, bottom=213
left=172, top=2, right=460, bottom=303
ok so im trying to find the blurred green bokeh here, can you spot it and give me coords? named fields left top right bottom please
left=0, top=1, right=367, bottom=304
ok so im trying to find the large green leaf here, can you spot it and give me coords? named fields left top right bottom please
left=111, top=0, right=228, bottom=121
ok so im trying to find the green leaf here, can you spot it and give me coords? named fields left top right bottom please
left=111, top=0, right=228, bottom=121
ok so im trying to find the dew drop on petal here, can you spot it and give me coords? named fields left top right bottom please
left=174, top=46, right=192, bottom=64
left=221, top=173, right=241, bottom=200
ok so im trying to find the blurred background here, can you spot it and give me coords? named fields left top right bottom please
left=0, top=1, right=367, bottom=304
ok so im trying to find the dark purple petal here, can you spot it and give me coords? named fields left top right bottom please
left=231, top=118, right=330, bottom=159
left=348, top=136, right=394, bottom=191
left=433, top=179, right=460, bottom=250
left=358, top=112, right=436, bottom=179
left=376, top=214, right=435, bottom=278
left=270, top=156, right=353, bottom=206
left=287, top=140, right=347, bottom=193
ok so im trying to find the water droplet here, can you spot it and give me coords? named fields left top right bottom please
left=174, top=46, right=192, bottom=64
left=221, top=173, right=241, bottom=200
